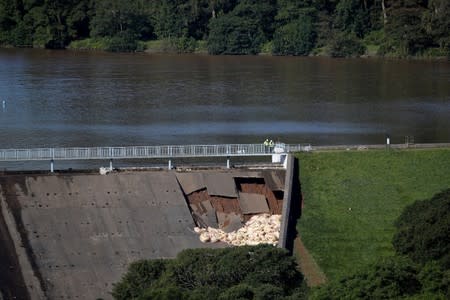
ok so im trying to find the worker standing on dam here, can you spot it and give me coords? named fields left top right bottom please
left=269, top=140, right=274, bottom=152
left=264, top=139, right=269, bottom=153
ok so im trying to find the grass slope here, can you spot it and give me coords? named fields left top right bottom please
left=296, top=148, right=450, bottom=281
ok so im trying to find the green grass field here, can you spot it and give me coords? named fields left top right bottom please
left=296, top=148, right=450, bottom=282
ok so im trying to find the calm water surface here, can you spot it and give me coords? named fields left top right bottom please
left=0, top=49, right=449, bottom=150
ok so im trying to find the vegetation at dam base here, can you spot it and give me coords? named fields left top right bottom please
left=112, top=245, right=308, bottom=300
left=296, top=149, right=450, bottom=298
left=1, top=0, right=449, bottom=58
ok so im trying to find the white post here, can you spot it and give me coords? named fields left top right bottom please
left=227, top=157, right=230, bottom=169
left=50, top=160, right=54, bottom=173
left=168, top=159, right=172, bottom=170
left=109, top=159, right=113, bottom=171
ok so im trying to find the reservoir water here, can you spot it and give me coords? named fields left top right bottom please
left=0, top=48, right=449, bottom=150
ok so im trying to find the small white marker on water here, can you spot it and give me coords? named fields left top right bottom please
left=2, top=100, right=5, bottom=110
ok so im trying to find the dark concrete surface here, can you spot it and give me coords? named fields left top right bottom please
left=0, top=171, right=216, bottom=299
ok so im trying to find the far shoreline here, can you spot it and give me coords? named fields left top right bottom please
left=1, top=44, right=449, bottom=61
left=69, top=41, right=450, bottom=61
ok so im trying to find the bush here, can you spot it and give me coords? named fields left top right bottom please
left=194, top=40, right=208, bottom=53
left=10, top=22, right=32, bottom=47
left=421, top=47, right=450, bottom=58
left=259, top=41, right=273, bottom=55
left=172, top=36, right=197, bottom=53
left=363, top=30, right=385, bottom=46
left=328, top=33, right=365, bottom=57
left=105, top=31, right=138, bottom=52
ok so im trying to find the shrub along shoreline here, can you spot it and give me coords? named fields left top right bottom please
left=65, top=37, right=448, bottom=60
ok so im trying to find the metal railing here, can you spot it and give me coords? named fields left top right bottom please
left=0, top=143, right=310, bottom=162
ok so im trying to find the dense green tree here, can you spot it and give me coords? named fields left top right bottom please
left=112, top=245, right=306, bottom=300
left=0, top=0, right=33, bottom=47
left=0, top=0, right=19, bottom=44
left=380, top=0, right=432, bottom=56
left=207, top=14, right=264, bottom=55
left=65, top=0, right=91, bottom=40
left=276, top=0, right=317, bottom=23
left=328, top=32, right=366, bottom=57
left=231, top=0, right=277, bottom=41
left=89, top=0, right=154, bottom=51
left=174, top=0, right=239, bottom=40
left=272, top=0, right=318, bottom=55
left=218, top=284, right=254, bottom=300
left=273, top=17, right=316, bottom=55
left=112, top=259, right=168, bottom=299
left=333, top=0, right=370, bottom=38
left=418, top=261, right=450, bottom=297
left=90, top=0, right=152, bottom=39
left=153, top=0, right=185, bottom=39
left=313, top=257, right=422, bottom=299
left=393, top=189, right=450, bottom=267
left=207, top=0, right=277, bottom=55
left=422, top=0, right=450, bottom=55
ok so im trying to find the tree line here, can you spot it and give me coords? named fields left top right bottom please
left=0, top=0, right=448, bottom=57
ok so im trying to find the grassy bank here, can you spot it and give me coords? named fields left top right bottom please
left=296, top=148, right=450, bottom=282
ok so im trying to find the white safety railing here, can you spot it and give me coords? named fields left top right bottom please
left=0, top=144, right=310, bottom=162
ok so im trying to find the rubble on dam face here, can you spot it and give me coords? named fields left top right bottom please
left=176, top=170, right=286, bottom=246
left=0, top=167, right=286, bottom=300
left=194, top=214, right=281, bottom=246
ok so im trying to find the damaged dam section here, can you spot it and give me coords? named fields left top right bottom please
left=0, top=158, right=301, bottom=300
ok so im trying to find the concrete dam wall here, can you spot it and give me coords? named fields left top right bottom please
left=0, top=166, right=295, bottom=299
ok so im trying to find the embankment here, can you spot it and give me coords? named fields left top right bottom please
left=296, top=148, right=450, bottom=281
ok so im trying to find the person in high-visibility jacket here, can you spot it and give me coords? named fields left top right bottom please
left=264, top=139, right=269, bottom=153
left=269, top=140, right=274, bottom=152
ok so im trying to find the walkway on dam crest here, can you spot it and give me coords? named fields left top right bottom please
left=0, top=142, right=448, bottom=164
left=0, top=143, right=309, bottom=161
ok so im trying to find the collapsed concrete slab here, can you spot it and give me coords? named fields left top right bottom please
left=238, top=193, right=270, bottom=214
left=175, top=172, right=205, bottom=195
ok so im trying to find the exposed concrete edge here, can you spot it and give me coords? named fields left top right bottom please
left=0, top=196, right=45, bottom=299
left=278, top=154, right=294, bottom=249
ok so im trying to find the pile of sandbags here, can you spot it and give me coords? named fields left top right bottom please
left=194, top=214, right=281, bottom=246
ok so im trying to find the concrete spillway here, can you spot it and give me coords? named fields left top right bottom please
left=0, top=166, right=293, bottom=299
